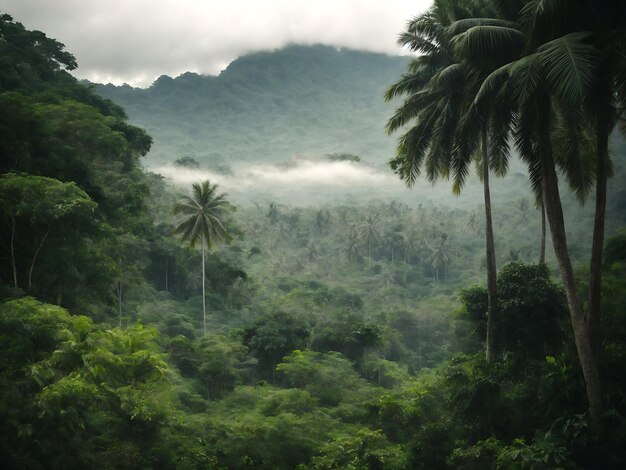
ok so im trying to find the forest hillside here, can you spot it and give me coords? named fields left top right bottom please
left=95, top=45, right=409, bottom=167
left=2, top=2, right=626, bottom=468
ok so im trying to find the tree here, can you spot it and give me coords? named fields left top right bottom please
left=385, top=0, right=517, bottom=360
left=0, top=173, right=96, bottom=291
left=174, top=156, right=200, bottom=168
left=242, top=311, right=310, bottom=381
left=343, top=227, right=362, bottom=265
left=427, top=234, right=451, bottom=282
left=357, top=216, right=381, bottom=268
left=173, top=180, right=231, bottom=335
left=461, top=262, right=567, bottom=359
left=0, top=13, right=77, bottom=91
left=446, top=0, right=626, bottom=427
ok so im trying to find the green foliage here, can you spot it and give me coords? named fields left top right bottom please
left=460, top=263, right=567, bottom=357
left=0, top=14, right=76, bottom=91
left=277, top=350, right=379, bottom=408
left=0, top=173, right=96, bottom=291
left=1, top=8, right=626, bottom=469
left=309, top=429, right=405, bottom=469
left=242, top=311, right=310, bottom=379
left=0, top=298, right=202, bottom=468
left=174, top=156, right=200, bottom=168
left=204, top=385, right=341, bottom=469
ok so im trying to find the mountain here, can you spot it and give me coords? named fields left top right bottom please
left=95, top=45, right=410, bottom=168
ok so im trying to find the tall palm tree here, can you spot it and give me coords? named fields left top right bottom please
left=386, top=0, right=519, bottom=360
left=344, top=227, right=362, bottom=265
left=520, top=0, right=625, bottom=432
left=173, top=180, right=231, bottom=335
left=358, top=216, right=381, bottom=268
left=451, top=0, right=625, bottom=429
left=428, top=234, right=451, bottom=282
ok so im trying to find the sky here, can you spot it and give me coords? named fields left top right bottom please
left=1, top=0, right=432, bottom=88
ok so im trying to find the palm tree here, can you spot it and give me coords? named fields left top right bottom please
left=386, top=0, right=519, bottom=360
left=427, top=233, right=451, bottom=282
left=358, top=216, right=381, bottom=268
left=343, top=227, right=362, bottom=265
left=173, top=180, right=231, bottom=335
left=450, top=0, right=625, bottom=429
left=518, top=0, right=625, bottom=432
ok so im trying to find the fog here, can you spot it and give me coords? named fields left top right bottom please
left=154, top=158, right=533, bottom=208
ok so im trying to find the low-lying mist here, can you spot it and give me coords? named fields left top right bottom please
left=154, top=157, right=534, bottom=208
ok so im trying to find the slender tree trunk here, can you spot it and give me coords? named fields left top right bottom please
left=540, top=181, right=547, bottom=265
left=9, top=216, right=18, bottom=288
left=27, top=228, right=50, bottom=291
left=588, top=103, right=610, bottom=363
left=118, top=280, right=122, bottom=328
left=539, top=201, right=546, bottom=264
left=202, top=236, right=207, bottom=336
left=482, top=128, right=498, bottom=362
left=165, top=258, right=169, bottom=292
left=541, top=143, right=603, bottom=430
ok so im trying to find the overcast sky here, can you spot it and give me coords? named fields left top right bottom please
left=1, top=0, right=432, bottom=88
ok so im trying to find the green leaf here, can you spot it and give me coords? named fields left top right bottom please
left=537, top=31, right=596, bottom=106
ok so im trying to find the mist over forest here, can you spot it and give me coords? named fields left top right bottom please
left=2, top=1, right=626, bottom=469
left=96, top=44, right=626, bottom=230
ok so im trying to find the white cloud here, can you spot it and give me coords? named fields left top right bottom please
left=155, top=159, right=412, bottom=205
left=0, top=0, right=432, bottom=87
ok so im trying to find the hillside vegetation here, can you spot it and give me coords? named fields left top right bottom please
left=1, top=3, right=626, bottom=469
left=96, top=45, right=409, bottom=166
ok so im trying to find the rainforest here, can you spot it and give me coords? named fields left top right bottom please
left=1, top=0, right=626, bottom=468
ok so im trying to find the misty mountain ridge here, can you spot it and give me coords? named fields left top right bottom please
left=94, top=43, right=624, bottom=220
left=96, top=44, right=410, bottom=167
left=95, top=44, right=538, bottom=206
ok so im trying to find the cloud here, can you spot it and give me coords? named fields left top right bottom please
left=0, top=0, right=432, bottom=87
left=154, top=159, right=413, bottom=205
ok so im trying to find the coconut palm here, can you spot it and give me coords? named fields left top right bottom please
left=427, top=233, right=451, bottom=282
left=358, top=216, right=382, bottom=268
left=450, top=0, right=626, bottom=428
left=173, top=180, right=231, bottom=335
left=343, top=227, right=362, bottom=265
left=386, top=0, right=520, bottom=360
left=518, top=0, right=625, bottom=431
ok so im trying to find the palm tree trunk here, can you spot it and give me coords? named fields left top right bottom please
left=202, top=235, right=207, bottom=336
left=540, top=181, right=547, bottom=265
left=588, top=103, right=609, bottom=363
left=539, top=201, right=546, bottom=264
left=482, top=128, right=498, bottom=362
left=541, top=143, right=603, bottom=430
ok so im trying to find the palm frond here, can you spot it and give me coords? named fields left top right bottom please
left=510, top=53, right=543, bottom=106
left=473, top=62, right=512, bottom=112
left=537, top=31, right=596, bottom=106
left=452, top=106, right=482, bottom=194
left=452, top=25, right=525, bottom=63
left=384, top=72, right=430, bottom=101
left=552, top=107, right=595, bottom=203
left=448, top=18, right=518, bottom=36
left=400, top=12, right=445, bottom=48
left=172, top=180, right=232, bottom=249
left=390, top=105, right=438, bottom=187
left=429, top=63, right=466, bottom=92
left=385, top=91, right=439, bottom=134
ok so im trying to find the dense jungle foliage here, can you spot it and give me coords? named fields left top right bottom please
left=1, top=1, right=626, bottom=468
